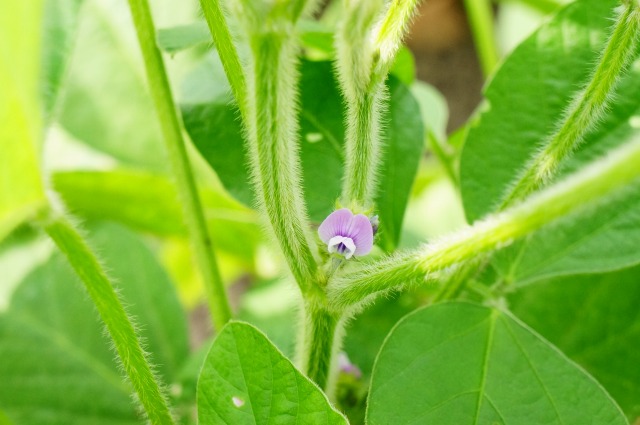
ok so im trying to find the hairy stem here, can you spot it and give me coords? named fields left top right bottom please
left=502, top=2, right=640, bottom=207
left=300, top=304, right=342, bottom=392
left=246, top=31, right=319, bottom=295
left=42, top=214, right=175, bottom=425
left=342, top=90, right=384, bottom=207
left=329, top=138, right=640, bottom=309
left=372, top=0, right=422, bottom=78
left=337, top=0, right=422, bottom=209
left=198, top=0, right=248, bottom=121
left=126, top=0, right=232, bottom=328
left=463, top=0, right=499, bottom=77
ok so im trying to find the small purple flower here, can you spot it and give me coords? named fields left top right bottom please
left=337, top=352, right=362, bottom=379
left=318, top=208, right=374, bottom=259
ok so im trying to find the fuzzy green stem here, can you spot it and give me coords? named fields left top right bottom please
left=300, top=304, right=342, bottom=392
left=337, top=0, right=421, bottom=209
left=342, top=90, right=384, bottom=208
left=464, top=0, right=499, bottom=77
left=329, top=138, right=640, bottom=309
left=42, top=214, right=175, bottom=425
left=372, top=0, right=422, bottom=78
left=246, top=31, right=320, bottom=295
left=198, top=0, right=248, bottom=121
left=502, top=3, right=640, bottom=208
left=126, top=0, right=232, bottom=328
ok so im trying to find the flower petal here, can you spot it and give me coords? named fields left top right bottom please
left=318, top=208, right=354, bottom=243
left=349, top=214, right=374, bottom=256
left=328, top=236, right=356, bottom=259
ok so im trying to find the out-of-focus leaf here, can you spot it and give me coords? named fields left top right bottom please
left=411, top=80, right=448, bottom=143
left=157, top=22, right=210, bottom=54
left=389, top=46, right=416, bottom=86
left=41, top=0, right=84, bottom=120
left=0, top=223, right=188, bottom=424
left=0, top=1, right=46, bottom=242
left=157, top=19, right=334, bottom=56
left=459, top=0, right=640, bottom=284
left=236, top=278, right=300, bottom=358
left=197, top=322, right=347, bottom=424
left=368, top=302, right=627, bottom=425
left=57, top=0, right=166, bottom=170
left=52, top=170, right=261, bottom=261
left=509, top=266, right=640, bottom=420
left=183, top=60, right=423, bottom=250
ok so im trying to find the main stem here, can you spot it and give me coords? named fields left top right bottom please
left=126, top=0, right=231, bottom=328
left=300, top=304, right=341, bottom=393
left=247, top=32, right=320, bottom=296
left=43, top=214, right=175, bottom=425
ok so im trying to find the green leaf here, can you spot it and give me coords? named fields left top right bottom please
left=459, top=0, right=640, bottom=283
left=52, top=169, right=261, bottom=261
left=197, top=321, right=347, bottom=425
left=0, top=223, right=188, bottom=424
left=509, top=266, right=640, bottom=421
left=183, top=59, right=423, bottom=249
left=57, top=0, right=166, bottom=170
left=343, top=293, right=421, bottom=379
left=367, top=302, right=627, bottom=425
left=41, top=0, right=84, bottom=120
left=389, top=46, right=416, bottom=86
left=410, top=80, right=448, bottom=143
left=0, top=1, right=46, bottom=242
left=375, top=78, right=425, bottom=250
left=157, top=22, right=211, bottom=54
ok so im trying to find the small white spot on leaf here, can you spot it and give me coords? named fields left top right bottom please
left=232, top=396, right=245, bottom=408
left=305, top=132, right=323, bottom=143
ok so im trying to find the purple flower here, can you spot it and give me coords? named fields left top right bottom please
left=318, top=208, right=374, bottom=259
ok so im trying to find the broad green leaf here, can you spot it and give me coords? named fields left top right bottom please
left=156, top=19, right=334, bottom=57
left=57, top=0, right=166, bottom=170
left=459, top=0, right=640, bottom=284
left=157, top=22, right=210, bottom=54
left=411, top=80, right=448, bottom=143
left=52, top=169, right=261, bottom=261
left=236, top=278, right=299, bottom=358
left=509, top=266, right=640, bottom=421
left=343, top=293, right=421, bottom=380
left=41, top=0, right=84, bottom=120
left=0, top=223, right=188, bottom=424
left=0, top=1, right=46, bottom=242
left=367, top=302, right=627, bottom=425
left=0, top=410, right=13, bottom=425
left=183, top=59, right=424, bottom=249
left=197, top=321, right=347, bottom=425
left=389, top=46, right=416, bottom=86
